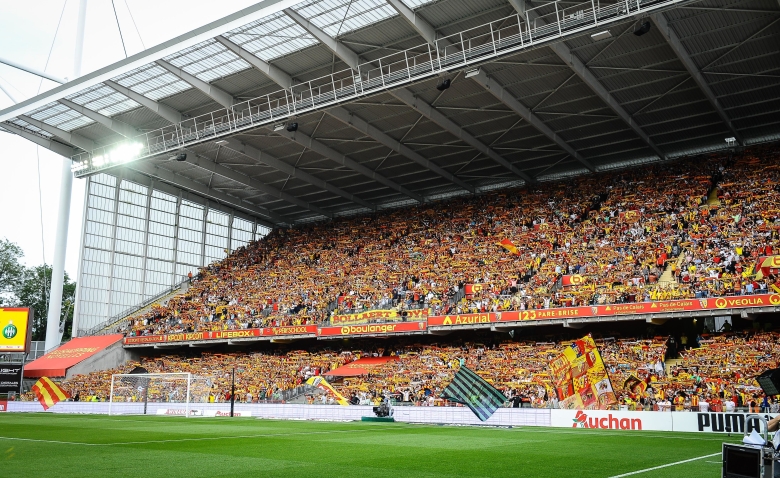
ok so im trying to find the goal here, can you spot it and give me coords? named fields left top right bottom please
left=108, top=372, right=211, bottom=416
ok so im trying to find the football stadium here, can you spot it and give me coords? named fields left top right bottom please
left=1, top=0, right=780, bottom=476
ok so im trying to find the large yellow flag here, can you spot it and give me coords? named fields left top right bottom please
left=31, top=377, right=69, bottom=410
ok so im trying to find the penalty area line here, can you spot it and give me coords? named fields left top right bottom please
left=608, top=452, right=721, bottom=477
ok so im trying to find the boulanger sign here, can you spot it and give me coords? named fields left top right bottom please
left=0, top=308, right=32, bottom=353
left=318, top=321, right=427, bottom=337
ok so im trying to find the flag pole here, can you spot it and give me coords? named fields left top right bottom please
left=230, top=367, right=235, bottom=417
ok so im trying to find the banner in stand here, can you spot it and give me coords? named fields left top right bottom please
left=318, top=321, right=427, bottom=337
left=124, top=325, right=318, bottom=345
left=426, top=294, right=780, bottom=326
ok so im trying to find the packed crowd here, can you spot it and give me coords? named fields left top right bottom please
left=22, top=330, right=780, bottom=411
left=116, top=147, right=780, bottom=339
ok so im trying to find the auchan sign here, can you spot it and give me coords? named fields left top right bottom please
left=550, top=410, right=673, bottom=431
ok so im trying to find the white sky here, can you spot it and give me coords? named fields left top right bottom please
left=0, top=0, right=260, bottom=278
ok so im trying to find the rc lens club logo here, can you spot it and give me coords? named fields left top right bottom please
left=2, top=321, right=17, bottom=340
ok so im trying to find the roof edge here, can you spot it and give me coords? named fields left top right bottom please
left=0, top=0, right=298, bottom=123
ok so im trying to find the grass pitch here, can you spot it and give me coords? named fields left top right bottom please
left=0, top=414, right=736, bottom=477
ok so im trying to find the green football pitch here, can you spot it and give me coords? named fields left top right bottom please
left=0, top=414, right=739, bottom=477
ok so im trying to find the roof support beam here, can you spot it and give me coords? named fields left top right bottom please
left=547, top=44, right=666, bottom=159
left=58, top=98, right=138, bottom=138
left=0, top=122, right=77, bottom=157
left=207, top=34, right=410, bottom=206
left=156, top=59, right=235, bottom=109
left=468, top=72, right=595, bottom=172
left=327, top=106, right=474, bottom=193
left=105, top=76, right=375, bottom=214
left=385, top=0, right=438, bottom=45
left=276, top=128, right=424, bottom=203
left=389, top=87, right=535, bottom=183
left=651, top=13, right=743, bottom=144
left=388, top=1, right=589, bottom=174
left=511, top=0, right=666, bottom=160
left=214, top=36, right=293, bottom=90
left=18, top=115, right=96, bottom=151
left=284, top=8, right=360, bottom=69
left=129, top=161, right=285, bottom=224
left=184, top=150, right=333, bottom=219
left=104, top=79, right=183, bottom=124
left=219, top=137, right=377, bottom=211
left=285, top=9, right=526, bottom=185
left=0, top=55, right=67, bottom=84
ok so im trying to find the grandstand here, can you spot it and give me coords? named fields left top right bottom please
left=2, top=0, right=780, bottom=475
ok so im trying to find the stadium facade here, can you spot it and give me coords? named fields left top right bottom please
left=0, top=0, right=778, bottom=339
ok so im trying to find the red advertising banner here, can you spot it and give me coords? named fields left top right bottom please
left=124, top=326, right=317, bottom=345
left=495, top=294, right=780, bottom=323
left=426, top=294, right=780, bottom=327
left=0, top=400, right=6, bottom=412
left=318, top=321, right=427, bottom=337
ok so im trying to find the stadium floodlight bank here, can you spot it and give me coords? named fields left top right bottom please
left=108, top=373, right=210, bottom=417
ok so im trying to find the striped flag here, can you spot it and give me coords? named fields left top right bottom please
left=497, top=239, right=519, bottom=255
left=31, top=377, right=70, bottom=410
left=442, top=365, right=506, bottom=422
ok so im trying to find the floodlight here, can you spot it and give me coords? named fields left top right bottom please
left=273, top=123, right=286, bottom=132
left=215, top=139, right=228, bottom=145
left=464, top=68, right=480, bottom=79
left=591, top=31, right=611, bottom=41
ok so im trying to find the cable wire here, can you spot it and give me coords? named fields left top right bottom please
left=111, top=0, right=128, bottom=58
left=122, top=0, right=145, bottom=50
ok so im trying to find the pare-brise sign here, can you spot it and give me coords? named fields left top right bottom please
left=550, top=409, right=673, bottom=431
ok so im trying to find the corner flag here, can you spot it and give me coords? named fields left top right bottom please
left=31, top=377, right=70, bottom=410
left=442, top=365, right=506, bottom=421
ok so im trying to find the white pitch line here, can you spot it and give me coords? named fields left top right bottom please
left=517, top=427, right=735, bottom=442
left=608, top=452, right=721, bottom=477
left=0, top=426, right=403, bottom=447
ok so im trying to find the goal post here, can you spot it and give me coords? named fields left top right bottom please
left=108, top=372, right=198, bottom=416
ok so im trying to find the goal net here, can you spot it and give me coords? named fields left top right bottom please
left=108, top=373, right=212, bottom=416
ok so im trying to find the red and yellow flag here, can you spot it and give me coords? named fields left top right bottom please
left=31, top=377, right=69, bottom=410
left=497, top=239, right=519, bottom=255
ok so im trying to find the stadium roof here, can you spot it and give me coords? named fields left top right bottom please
left=1, top=0, right=779, bottom=227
